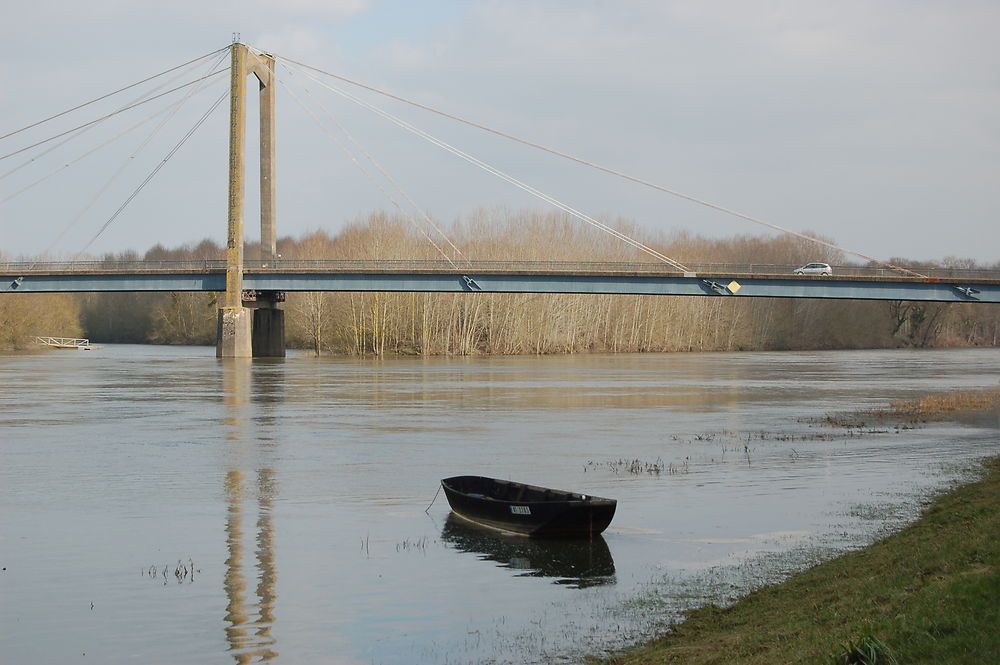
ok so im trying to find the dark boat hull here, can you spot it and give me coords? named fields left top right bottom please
left=441, top=475, right=616, bottom=538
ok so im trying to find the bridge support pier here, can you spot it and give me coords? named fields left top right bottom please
left=248, top=290, right=286, bottom=358
left=252, top=307, right=285, bottom=358
left=216, top=291, right=286, bottom=358
left=217, top=307, right=253, bottom=358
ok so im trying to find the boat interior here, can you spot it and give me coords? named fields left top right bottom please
left=449, top=476, right=585, bottom=503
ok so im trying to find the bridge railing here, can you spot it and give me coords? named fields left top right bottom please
left=2, top=260, right=998, bottom=280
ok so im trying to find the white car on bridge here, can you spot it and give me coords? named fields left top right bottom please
left=793, top=262, right=833, bottom=276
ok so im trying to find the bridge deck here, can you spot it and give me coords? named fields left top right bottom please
left=3, top=261, right=999, bottom=303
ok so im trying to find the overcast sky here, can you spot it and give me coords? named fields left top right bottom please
left=1, top=1, right=997, bottom=264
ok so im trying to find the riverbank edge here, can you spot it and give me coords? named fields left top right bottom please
left=598, top=453, right=1000, bottom=665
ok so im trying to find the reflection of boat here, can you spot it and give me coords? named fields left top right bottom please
left=441, top=514, right=615, bottom=588
left=440, top=476, right=616, bottom=538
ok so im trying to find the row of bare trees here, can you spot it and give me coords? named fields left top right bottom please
left=2, top=209, right=998, bottom=353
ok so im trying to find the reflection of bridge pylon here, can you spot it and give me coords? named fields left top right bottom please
left=217, top=42, right=285, bottom=358
left=224, top=468, right=279, bottom=663
left=222, top=360, right=279, bottom=662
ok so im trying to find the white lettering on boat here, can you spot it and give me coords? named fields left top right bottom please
left=509, top=505, right=531, bottom=515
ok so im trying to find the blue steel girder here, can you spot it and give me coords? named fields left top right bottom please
left=2, top=269, right=999, bottom=303
left=2, top=272, right=225, bottom=293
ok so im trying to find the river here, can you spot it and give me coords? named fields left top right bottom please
left=0, top=346, right=997, bottom=664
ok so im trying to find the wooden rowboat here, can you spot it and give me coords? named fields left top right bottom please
left=440, top=475, right=616, bottom=538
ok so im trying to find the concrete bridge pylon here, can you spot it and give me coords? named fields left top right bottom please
left=217, top=42, right=285, bottom=358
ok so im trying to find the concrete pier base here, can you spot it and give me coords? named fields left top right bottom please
left=217, top=307, right=253, bottom=358
left=252, top=307, right=285, bottom=358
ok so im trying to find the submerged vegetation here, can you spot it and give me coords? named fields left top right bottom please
left=889, top=390, right=1000, bottom=421
left=588, top=457, right=670, bottom=475
left=2, top=210, right=999, bottom=353
left=819, top=389, right=1000, bottom=430
left=602, top=456, right=1000, bottom=665
left=601, top=390, right=1000, bottom=665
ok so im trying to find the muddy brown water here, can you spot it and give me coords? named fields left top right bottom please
left=1, top=346, right=997, bottom=664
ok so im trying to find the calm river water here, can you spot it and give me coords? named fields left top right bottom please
left=1, top=346, right=998, bottom=664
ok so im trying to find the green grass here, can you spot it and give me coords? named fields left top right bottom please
left=601, top=457, right=1000, bottom=665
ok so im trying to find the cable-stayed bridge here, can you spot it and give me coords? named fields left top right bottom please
left=2, top=43, right=998, bottom=358
left=4, top=259, right=998, bottom=300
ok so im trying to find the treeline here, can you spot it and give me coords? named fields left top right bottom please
left=0, top=292, right=82, bottom=350
left=2, top=210, right=998, bottom=353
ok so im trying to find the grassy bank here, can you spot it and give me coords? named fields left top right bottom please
left=603, top=412, right=1000, bottom=664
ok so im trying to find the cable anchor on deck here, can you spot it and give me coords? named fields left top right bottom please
left=701, top=279, right=741, bottom=295
left=461, top=275, right=482, bottom=291
left=953, top=285, right=981, bottom=300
